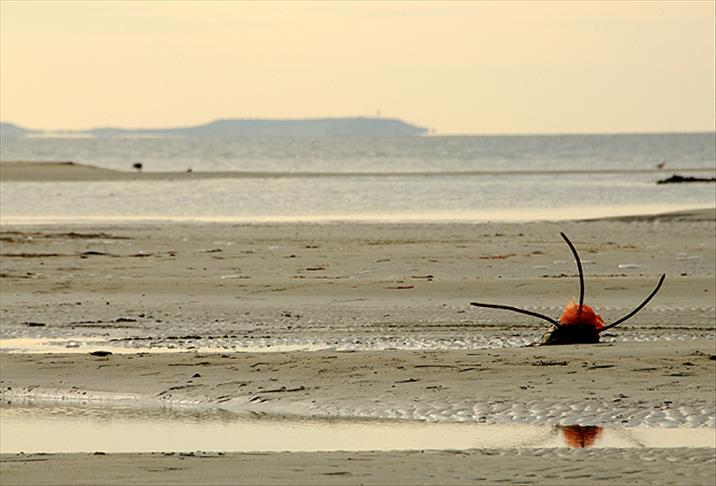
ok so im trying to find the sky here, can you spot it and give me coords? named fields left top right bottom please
left=1, top=1, right=714, bottom=135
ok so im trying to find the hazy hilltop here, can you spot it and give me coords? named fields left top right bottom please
left=0, top=118, right=427, bottom=138
left=0, top=122, right=28, bottom=138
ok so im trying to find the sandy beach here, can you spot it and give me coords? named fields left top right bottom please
left=1, top=207, right=715, bottom=484
left=2, top=0, right=715, bottom=482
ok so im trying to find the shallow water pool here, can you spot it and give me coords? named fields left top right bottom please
left=1, top=403, right=713, bottom=453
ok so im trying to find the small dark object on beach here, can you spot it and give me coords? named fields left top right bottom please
left=657, top=174, right=716, bottom=184
left=470, top=233, right=666, bottom=345
left=23, top=321, right=46, bottom=327
left=90, top=351, right=113, bottom=357
left=542, top=322, right=600, bottom=345
left=132, top=162, right=143, bottom=171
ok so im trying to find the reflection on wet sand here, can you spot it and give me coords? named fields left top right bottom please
left=560, top=425, right=604, bottom=448
left=1, top=403, right=713, bottom=454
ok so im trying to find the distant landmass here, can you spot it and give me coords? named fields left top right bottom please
left=0, top=122, right=28, bottom=138
left=0, top=118, right=427, bottom=138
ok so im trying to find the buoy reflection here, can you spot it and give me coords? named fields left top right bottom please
left=559, top=425, right=604, bottom=448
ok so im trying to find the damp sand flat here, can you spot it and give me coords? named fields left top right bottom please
left=1, top=217, right=714, bottom=427
left=1, top=213, right=714, bottom=348
left=1, top=343, right=714, bottom=428
left=2, top=449, right=715, bottom=485
left=1, top=213, right=715, bottom=484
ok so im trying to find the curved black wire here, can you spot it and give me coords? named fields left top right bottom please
left=598, top=273, right=666, bottom=333
left=470, top=302, right=562, bottom=328
left=560, top=232, right=585, bottom=312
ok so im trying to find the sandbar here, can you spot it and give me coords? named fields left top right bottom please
left=1, top=160, right=714, bottom=182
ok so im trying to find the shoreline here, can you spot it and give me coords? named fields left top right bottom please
left=1, top=206, right=714, bottom=227
left=0, top=207, right=716, bottom=228
left=2, top=160, right=715, bottom=182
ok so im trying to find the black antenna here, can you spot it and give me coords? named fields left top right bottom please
left=598, top=274, right=666, bottom=333
left=560, top=232, right=585, bottom=312
left=470, top=302, right=562, bottom=328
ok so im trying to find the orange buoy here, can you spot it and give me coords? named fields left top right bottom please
left=559, top=301, right=604, bottom=329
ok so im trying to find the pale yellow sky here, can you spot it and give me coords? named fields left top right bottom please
left=1, top=1, right=714, bottom=134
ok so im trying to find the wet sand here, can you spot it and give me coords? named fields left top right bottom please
left=1, top=210, right=715, bottom=484
left=1, top=342, right=715, bottom=426
left=2, top=448, right=715, bottom=485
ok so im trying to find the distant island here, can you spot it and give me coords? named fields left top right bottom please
left=0, top=118, right=427, bottom=138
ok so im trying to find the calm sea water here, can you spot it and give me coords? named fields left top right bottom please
left=1, top=133, right=714, bottom=223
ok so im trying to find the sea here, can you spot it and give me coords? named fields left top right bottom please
left=1, top=132, right=714, bottom=224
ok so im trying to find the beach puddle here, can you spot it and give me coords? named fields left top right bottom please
left=1, top=403, right=713, bottom=453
